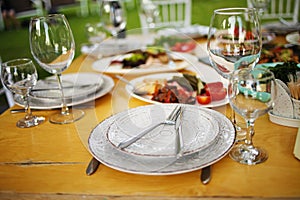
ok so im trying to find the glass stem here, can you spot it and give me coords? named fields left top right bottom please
left=245, top=119, right=255, bottom=146
left=24, top=93, right=32, bottom=120
left=56, top=73, right=69, bottom=115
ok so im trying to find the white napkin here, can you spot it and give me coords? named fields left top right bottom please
left=294, top=126, right=300, bottom=160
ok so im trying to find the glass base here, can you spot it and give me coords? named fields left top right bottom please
left=49, top=109, right=84, bottom=124
left=17, top=115, right=45, bottom=128
left=229, top=144, right=268, bottom=165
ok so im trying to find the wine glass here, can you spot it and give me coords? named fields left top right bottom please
left=1, top=58, right=45, bottom=128
left=99, top=0, right=127, bottom=41
left=250, top=0, right=270, bottom=17
left=139, top=0, right=159, bottom=31
left=207, top=7, right=262, bottom=141
left=29, top=14, right=84, bottom=124
left=228, top=68, right=276, bottom=164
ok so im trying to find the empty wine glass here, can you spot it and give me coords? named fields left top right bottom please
left=85, top=23, right=106, bottom=44
left=250, top=0, right=270, bottom=16
left=228, top=68, right=276, bottom=165
left=1, top=58, right=45, bottom=128
left=207, top=8, right=262, bottom=141
left=29, top=14, right=84, bottom=124
left=139, top=0, right=159, bottom=31
left=99, top=0, right=127, bottom=41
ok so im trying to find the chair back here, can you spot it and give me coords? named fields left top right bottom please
left=9, top=0, right=44, bottom=18
left=247, top=0, right=299, bottom=23
left=139, top=0, right=191, bottom=34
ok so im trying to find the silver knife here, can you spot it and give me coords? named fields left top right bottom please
left=200, top=165, right=211, bottom=184
left=86, top=157, right=100, bottom=176
left=31, top=83, right=98, bottom=92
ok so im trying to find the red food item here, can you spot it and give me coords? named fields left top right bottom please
left=245, top=31, right=254, bottom=40
left=171, top=41, right=196, bottom=52
left=196, top=94, right=212, bottom=105
left=205, top=82, right=227, bottom=101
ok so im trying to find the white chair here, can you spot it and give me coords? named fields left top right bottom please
left=0, top=85, right=14, bottom=110
left=0, top=0, right=44, bottom=30
left=44, top=0, right=89, bottom=16
left=138, top=0, right=191, bottom=34
left=247, top=0, right=299, bottom=24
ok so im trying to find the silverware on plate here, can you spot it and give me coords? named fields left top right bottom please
left=86, top=157, right=100, bottom=176
left=200, top=165, right=211, bottom=184
left=117, top=105, right=182, bottom=149
left=31, top=83, right=99, bottom=92
left=175, top=107, right=184, bottom=158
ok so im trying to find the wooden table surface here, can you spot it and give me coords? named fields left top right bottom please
left=0, top=37, right=299, bottom=200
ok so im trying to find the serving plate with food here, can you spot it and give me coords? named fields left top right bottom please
left=125, top=72, right=228, bottom=107
left=92, top=47, right=197, bottom=75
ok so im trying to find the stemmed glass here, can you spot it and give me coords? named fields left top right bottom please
left=228, top=68, right=276, bottom=165
left=99, top=0, right=127, bottom=41
left=250, top=0, right=270, bottom=16
left=29, top=14, right=84, bottom=124
left=1, top=58, right=45, bottom=128
left=139, top=0, right=159, bottom=31
left=207, top=8, right=262, bottom=140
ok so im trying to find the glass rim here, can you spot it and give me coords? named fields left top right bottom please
left=2, top=58, right=33, bottom=67
left=214, top=7, right=257, bottom=15
left=234, top=67, right=276, bottom=81
left=30, top=13, right=66, bottom=21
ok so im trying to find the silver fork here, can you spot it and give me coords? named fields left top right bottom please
left=175, top=107, right=184, bottom=158
left=117, top=105, right=181, bottom=149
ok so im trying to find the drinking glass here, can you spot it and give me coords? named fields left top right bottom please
left=207, top=8, right=262, bottom=141
left=99, top=0, right=127, bottom=40
left=85, top=23, right=106, bottom=44
left=228, top=68, right=276, bottom=165
left=250, top=0, right=270, bottom=16
left=139, top=0, right=159, bottom=30
left=1, top=58, right=45, bottom=128
left=29, top=14, right=84, bottom=124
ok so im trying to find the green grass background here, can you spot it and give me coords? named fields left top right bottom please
left=0, top=0, right=246, bottom=79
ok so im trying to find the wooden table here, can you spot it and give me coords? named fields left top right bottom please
left=0, top=41, right=299, bottom=200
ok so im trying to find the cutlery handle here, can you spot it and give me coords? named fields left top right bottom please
left=201, top=166, right=211, bottom=185
left=117, top=122, right=162, bottom=149
left=86, top=157, right=100, bottom=176
left=175, top=125, right=184, bottom=158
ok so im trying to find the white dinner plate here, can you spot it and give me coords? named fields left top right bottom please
left=88, top=104, right=236, bottom=175
left=125, top=73, right=229, bottom=108
left=92, top=52, right=196, bottom=76
left=30, top=72, right=104, bottom=99
left=14, top=73, right=114, bottom=109
left=106, top=105, right=220, bottom=157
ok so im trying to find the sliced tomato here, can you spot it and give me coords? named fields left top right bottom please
left=196, top=94, right=211, bottom=105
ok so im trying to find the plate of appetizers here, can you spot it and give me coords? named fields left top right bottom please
left=92, top=48, right=197, bottom=75
left=124, top=72, right=228, bottom=108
